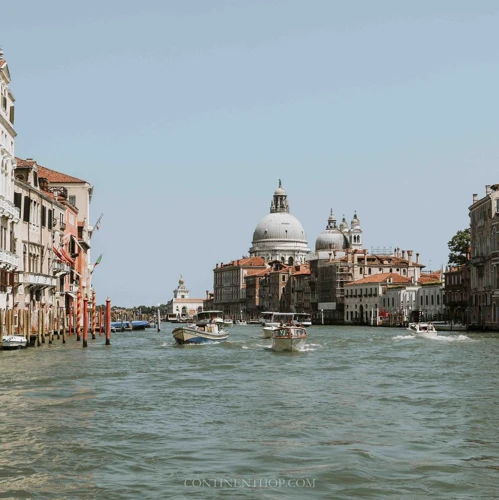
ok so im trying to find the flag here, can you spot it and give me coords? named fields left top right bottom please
left=91, top=254, right=103, bottom=274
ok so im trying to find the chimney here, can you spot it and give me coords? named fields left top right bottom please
left=407, top=250, right=413, bottom=266
left=473, top=193, right=478, bottom=203
left=401, top=250, right=406, bottom=259
left=216, top=263, right=219, bottom=269
left=416, top=252, right=420, bottom=264
left=206, top=290, right=209, bottom=299
left=486, top=185, right=492, bottom=195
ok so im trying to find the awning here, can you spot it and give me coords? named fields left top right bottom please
left=66, top=292, right=77, bottom=299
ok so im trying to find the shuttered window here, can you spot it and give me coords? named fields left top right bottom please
left=14, top=192, right=22, bottom=210
left=48, top=209, right=53, bottom=230
left=41, top=206, right=46, bottom=227
left=23, top=196, right=30, bottom=222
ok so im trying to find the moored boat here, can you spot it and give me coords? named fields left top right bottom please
left=2, top=335, right=28, bottom=350
left=131, top=320, right=149, bottom=331
left=172, top=310, right=229, bottom=345
left=271, top=326, right=307, bottom=352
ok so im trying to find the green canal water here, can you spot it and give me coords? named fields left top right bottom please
left=1, top=324, right=499, bottom=499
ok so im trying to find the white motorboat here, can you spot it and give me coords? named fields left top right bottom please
left=260, top=312, right=293, bottom=338
left=407, top=322, right=438, bottom=337
left=172, top=310, right=229, bottom=345
left=235, top=320, right=247, bottom=325
left=2, top=335, right=28, bottom=350
left=292, top=312, right=312, bottom=327
left=271, top=326, right=307, bottom=352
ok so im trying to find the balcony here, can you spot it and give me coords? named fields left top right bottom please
left=53, top=261, right=71, bottom=275
left=60, top=221, right=67, bottom=230
left=0, top=195, right=20, bottom=222
left=48, top=186, right=68, bottom=200
left=0, top=248, right=19, bottom=269
left=19, top=273, right=57, bottom=287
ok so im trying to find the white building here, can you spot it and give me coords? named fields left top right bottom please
left=166, top=277, right=204, bottom=320
left=0, top=49, right=21, bottom=309
left=249, top=181, right=311, bottom=265
left=344, top=273, right=412, bottom=325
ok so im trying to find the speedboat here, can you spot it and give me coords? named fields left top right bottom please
left=2, top=335, right=28, bottom=350
left=407, top=322, right=438, bottom=337
left=271, top=326, right=307, bottom=352
left=292, top=313, right=312, bottom=327
left=172, top=310, right=229, bottom=345
left=235, top=320, right=247, bottom=325
left=260, top=312, right=293, bottom=338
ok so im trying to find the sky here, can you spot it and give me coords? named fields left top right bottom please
left=2, top=0, right=499, bottom=307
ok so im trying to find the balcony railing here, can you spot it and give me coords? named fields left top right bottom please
left=0, top=195, right=20, bottom=222
left=0, top=248, right=19, bottom=269
left=19, top=273, right=57, bottom=287
left=53, top=261, right=71, bottom=274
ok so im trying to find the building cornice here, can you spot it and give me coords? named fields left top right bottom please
left=0, top=114, right=16, bottom=138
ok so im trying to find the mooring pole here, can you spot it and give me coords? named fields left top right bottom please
left=83, top=293, right=88, bottom=348
left=105, top=297, right=111, bottom=346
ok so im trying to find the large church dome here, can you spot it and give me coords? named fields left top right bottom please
left=249, top=181, right=311, bottom=264
left=315, top=209, right=348, bottom=252
left=253, top=212, right=307, bottom=242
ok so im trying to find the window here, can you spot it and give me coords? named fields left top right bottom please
left=282, top=275, right=286, bottom=282
left=41, top=206, right=46, bottom=227
left=23, top=196, right=30, bottom=223
left=69, top=195, right=76, bottom=206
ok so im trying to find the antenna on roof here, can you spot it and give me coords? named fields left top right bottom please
left=88, top=213, right=103, bottom=238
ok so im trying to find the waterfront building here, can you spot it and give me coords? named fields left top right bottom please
left=13, top=160, right=67, bottom=312
left=382, top=280, right=419, bottom=325
left=310, top=247, right=424, bottom=324
left=213, top=257, right=266, bottom=318
left=344, top=273, right=412, bottom=325
left=35, top=164, right=95, bottom=294
left=416, top=272, right=445, bottom=322
left=280, top=263, right=311, bottom=313
left=244, top=268, right=269, bottom=320
left=249, top=181, right=311, bottom=265
left=444, top=263, right=470, bottom=325
left=166, top=276, right=204, bottom=320
left=469, top=185, right=499, bottom=328
left=0, top=50, right=21, bottom=309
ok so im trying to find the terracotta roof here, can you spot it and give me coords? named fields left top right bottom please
left=37, top=165, right=87, bottom=184
left=15, top=158, right=37, bottom=168
left=219, top=256, right=266, bottom=268
left=346, top=273, right=412, bottom=286
left=246, top=268, right=270, bottom=278
left=418, top=271, right=442, bottom=284
left=173, top=298, right=204, bottom=303
left=340, top=253, right=425, bottom=268
left=15, top=157, right=88, bottom=183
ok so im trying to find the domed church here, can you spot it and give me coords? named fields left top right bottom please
left=249, top=181, right=311, bottom=265
left=315, top=209, right=363, bottom=258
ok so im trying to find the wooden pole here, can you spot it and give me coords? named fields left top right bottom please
left=91, top=289, right=96, bottom=340
left=48, top=308, right=53, bottom=344
left=69, top=306, right=73, bottom=336
left=157, top=303, right=160, bottom=332
left=28, top=306, right=32, bottom=346
left=105, top=297, right=111, bottom=346
left=37, top=308, right=42, bottom=347
left=5, top=308, right=10, bottom=337
left=99, top=306, right=103, bottom=336
left=62, top=306, right=66, bottom=344
left=41, top=307, right=46, bottom=344
left=82, top=293, right=88, bottom=348
left=76, top=288, right=81, bottom=341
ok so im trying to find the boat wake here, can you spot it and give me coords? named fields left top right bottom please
left=393, top=334, right=473, bottom=342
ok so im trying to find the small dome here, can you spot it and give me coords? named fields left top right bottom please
left=274, top=187, right=286, bottom=196
left=339, top=216, right=348, bottom=231
left=315, top=228, right=347, bottom=252
left=351, top=212, right=360, bottom=228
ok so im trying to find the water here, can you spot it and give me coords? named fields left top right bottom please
left=2, top=325, right=499, bottom=499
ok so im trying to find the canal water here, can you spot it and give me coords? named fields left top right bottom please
left=1, top=324, right=499, bottom=499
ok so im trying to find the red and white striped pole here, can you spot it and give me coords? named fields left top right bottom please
left=76, top=287, right=82, bottom=341
left=105, top=297, right=111, bottom=346
left=91, top=289, right=96, bottom=340
left=83, top=293, right=88, bottom=348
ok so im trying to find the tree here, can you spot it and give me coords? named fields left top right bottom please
left=447, top=228, right=471, bottom=266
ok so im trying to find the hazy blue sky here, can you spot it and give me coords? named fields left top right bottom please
left=2, top=1, right=498, bottom=306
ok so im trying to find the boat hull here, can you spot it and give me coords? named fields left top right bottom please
left=271, top=336, right=307, bottom=352
left=262, top=326, right=275, bottom=338
left=2, top=335, right=28, bottom=350
left=172, top=326, right=228, bottom=345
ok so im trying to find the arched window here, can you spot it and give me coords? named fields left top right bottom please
left=288, top=257, right=294, bottom=265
